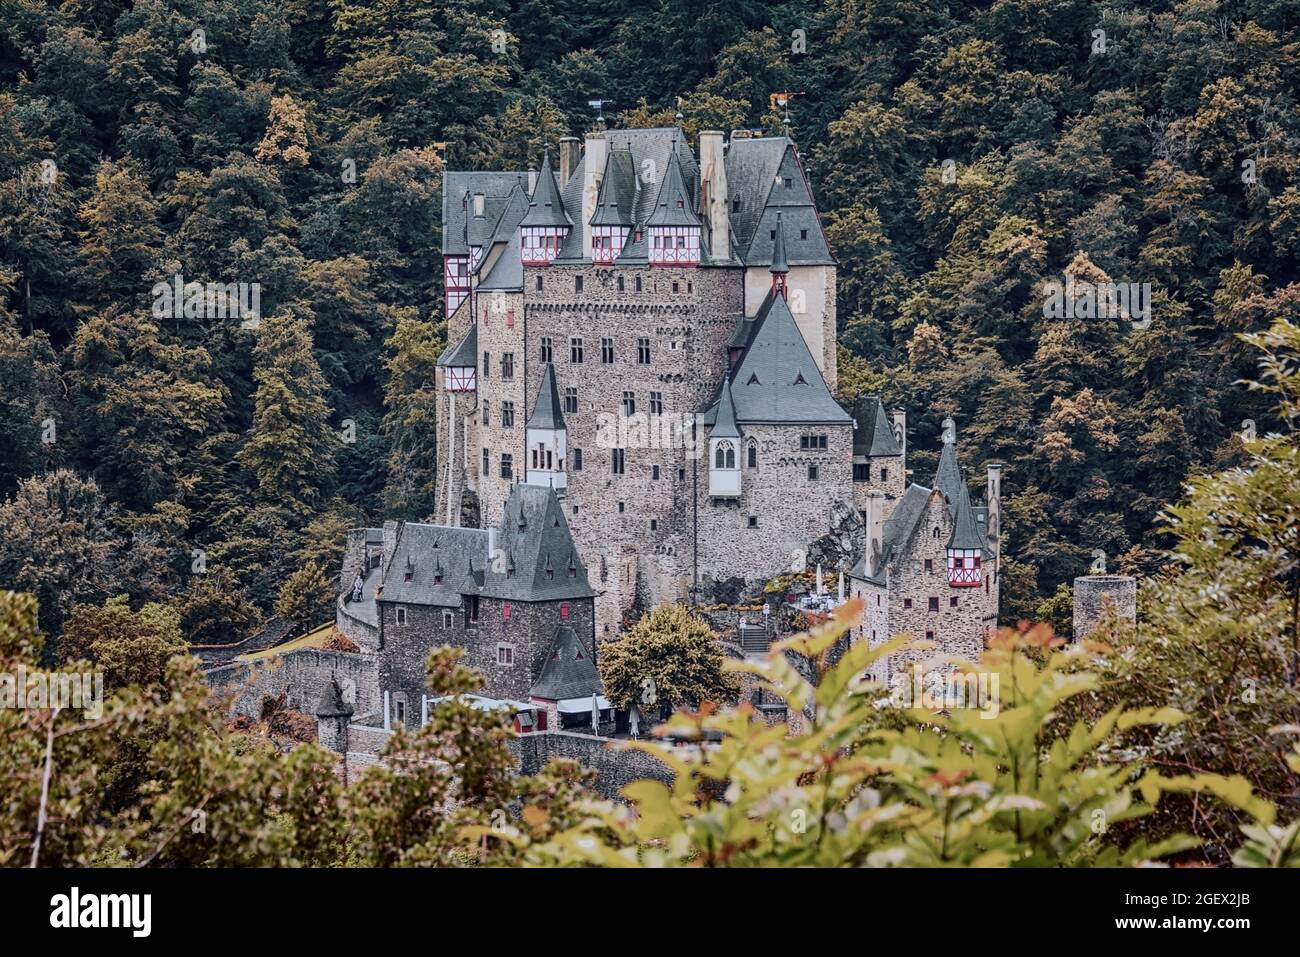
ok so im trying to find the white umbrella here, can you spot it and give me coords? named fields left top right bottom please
left=837, top=571, right=845, bottom=603
left=816, top=563, right=824, bottom=596
left=591, top=693, right=600, bottom=734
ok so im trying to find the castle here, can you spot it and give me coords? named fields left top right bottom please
left=323, top=125, right=1000, bottom=736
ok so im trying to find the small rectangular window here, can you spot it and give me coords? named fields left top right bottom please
left=497, top=643, right=513, bottom=665
left=396, top=608, right=407, bottom=625
left=652, top=464, right=660, bottom=480
left=649, top=391, right=663, bottom=415
left=748, top=516, right=758, bottom=528
left=637, top=337, right=651, bottom=364
left=564, top=387, right=578, bottom=414
left=500, top=453, right=513, bottom=479
left=482, top=352, right=490, bottom=377
left=443, top=611, right=453, bottom=628
left=601, top=337, right=614, bottom=364
left=536, top=276, right=543, bottom=291
left=904, top=598, right=913, bottom=609
left=929, top=597, right=939, bottom=612
left=612, top=449, right=625, bottom=475
left=622, top=391, right=635, bottom=415
left=800, top=229, right=808, bottom=240
left=574, top=447, right=583, bottom=470
left=881, top=467, right=888, bottom=482
left=575, top=276, right=583, bottom=293
left=808, top=464, right=819, bottom=481
left=950, top=596, right=958, bottom=607
left=501, top=401, right=515, bottom=428
left=924, top=559, right=933, bottom=573
left=540, top=337, right=552, bottom=363
left=650, top=519, right=657, bottom=531
left=570, top=336, right=584, bottom=363
left=482, top=448, right=490, bottom=476
left=501, top=352, right=514, bottom=380
left=560, top=602, right=570, bottom=620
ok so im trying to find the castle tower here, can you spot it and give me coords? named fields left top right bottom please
left=519, top=148, right=571, bottom=265
left=647, top=149, right=701, bottom=266
left=708, top=376, right=741, bottom=498
left=525, top=362, right=567, bottom=493
left=947, top=480, right=984, bottom=587
left=315, top=679, right=353, bottom=755
left=1073, top=575, right=1137, bottom=639
left=435, top=326, right=478, bottom=526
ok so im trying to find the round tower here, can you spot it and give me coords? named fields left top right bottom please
left=1072, top=575, right=1137, bottom=639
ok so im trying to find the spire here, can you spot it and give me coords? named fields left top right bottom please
left=647, top=150, right=700, bottom=227
left=520, top=147, right=570, bottom=228
left=712, top=376, right=741, bottom=439
left=770, top=212, right=789, bottom=274
left=948, top=480, right=985, bottom=550
left=526, top=362, right=566, bottom=431
left=933, top=419, right=962, bottom=512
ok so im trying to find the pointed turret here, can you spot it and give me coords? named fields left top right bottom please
left=770, top=212, right=789, bottom=298
left=708, top=377, right=742, bottom=497
left=525, top=363, right=567, bottom=492
left=648, top=148, right=701, bottom=266
left=946, top=480, right=984, bottom=587
left=520, top=148, right=571, bottom=264
left=933, top=417, right=962, bottom=511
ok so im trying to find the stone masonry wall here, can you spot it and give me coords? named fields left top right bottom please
left=696, top=422, right=855, bottom=584
left=206, top=648, right=378, bottom=721
left=511, top=729, right=674, bottom=798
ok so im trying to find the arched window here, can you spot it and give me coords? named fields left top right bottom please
left=714, top=440, right=735, bottom=469
left=747, top=444, right=757, bottom=468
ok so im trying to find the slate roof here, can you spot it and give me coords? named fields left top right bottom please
left=724, top=137, right=834, bottom=266
left=442, top=171, right=531, bottom=256
left=934, top=434, right=963, bottom=512
left=851, top=482, right=933, bottom=583
left=949, top=480, right=985, bottom=550
left=475, top=485, right=596, bottom=601
left=711, top=376, right=741, bottom=438
left=519, top=150, right=571, bottom=229
left=646, top=149, right=701, bottom=228
left=770, top=211, right=789, bottom=273
left=529, top=625, right=603, bottom=700
left=852, top=395, right=902, bottom=458
left=701, top=290, right=851, bottom=426
left=315, top=680, right=354, bottom=718
left=477, top=185, right=531, bottom=291
left=377, top=524, right=489, bottom=607
left=590, top=149, right=638, bottom=226
left=526, top=363, right=565, bottom=431
left=437, top=325, right=477, bottom=368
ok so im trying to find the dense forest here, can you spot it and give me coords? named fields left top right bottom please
left=1, top=0, right=1298, bottom=643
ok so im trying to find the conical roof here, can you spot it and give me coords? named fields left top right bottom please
left=314, top=680, right=353, bottom=718
left=948, top=480, right=985, bottom=550
left=712, top=376, right=741, bottom=438
left=647, top=149, right=701, bottom=227
left=933, top=420, right=962, bottom=511
left=519, top=149, right=571, bottom=228
left=526, top=362, right=566, bottom=431
left=770, top=211, right=788, bottom=273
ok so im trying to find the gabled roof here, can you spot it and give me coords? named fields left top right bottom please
left=724, top=137, right=833, bottom=266
left=526, top=363, right=565, bottom=431
left=529, top=625, right=603, bottom=701
left=852, top=395, right=902, bottom=457
left=851, top=482, right=934, bottom=583
left=519, top=150, right=570, bottom=229
left=711, top=376, right=741, bottom=438
left=442, top=171, right=531, bottom=256
left=948, top=480, right=986, bottom=550
left=702, top=290, right=851, bottom=426
left=647, top=149, right=701, bottom=228
left=476, top=485, right=595, bottom=601
left=437, top=324, right=477, bottom=368
left=477, top=185, right=530, bottom=291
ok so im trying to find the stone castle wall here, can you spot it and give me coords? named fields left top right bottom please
left=207, top=648, right=378, bottom=722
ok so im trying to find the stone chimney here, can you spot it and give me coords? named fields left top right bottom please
left=699, top=130, right=730, bottom=261
left=471, top=192, right=485, bottom=217
left=864, top=491, right=885, bottom=577
left=527, top=166, right=537, bottom=195
left=581, top=132, right=607, bottom=260
left=1072, top=575, right=1137, bottom=640
left=559, top=136, right=580, bottom=186
left=985, top=462, right=1003, bottom=563
left=891, top=408, right=907, bottom=464
left=381, top=520, right=400, bottom=578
